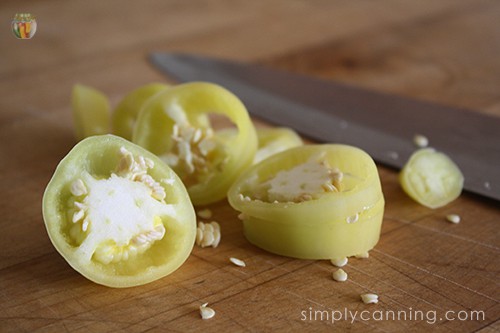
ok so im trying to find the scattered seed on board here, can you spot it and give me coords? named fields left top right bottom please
left=229, top=257, right=246, bottom=267
left=197, top=208, right=213, bottom=219
left=199, top=303, right=216, bottom=320
left=355, top=252, right=369, bottom=259
left=446, top=214, right=461, bottom=224
left=195, top=221, right=221, bottom=248
left=413, top=134, right=429, bottom=148
left=360, top=293, right=379, bottom=304
left=330, top=257, right=348, bottom=267
left=332, top=269, right=348, bottom=282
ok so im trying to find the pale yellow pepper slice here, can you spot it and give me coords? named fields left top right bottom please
left=72, top=84, right=111, bottom=140
left=400, top=148, right=464, bottom=208
left=228, top=144, right=384, bottom=259
left=112, top=83, right=169, bottom=140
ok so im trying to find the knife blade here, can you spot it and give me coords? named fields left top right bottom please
left=149, top=52, right=500, bottom=201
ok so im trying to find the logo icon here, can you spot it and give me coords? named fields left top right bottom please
left=12, top=13, right=37, bottom=39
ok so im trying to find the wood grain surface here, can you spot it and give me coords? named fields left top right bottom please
left=1, top=1, right=499, bottom=332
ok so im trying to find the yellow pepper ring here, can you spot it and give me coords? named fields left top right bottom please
left=133, top=82, right=257, bottom=205
left=228, top=144, right=385, bottom=259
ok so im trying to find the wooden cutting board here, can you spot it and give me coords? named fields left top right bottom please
left=1, top=1, right=498, bottom=332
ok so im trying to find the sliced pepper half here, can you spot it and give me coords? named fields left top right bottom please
left=43, top=135, right=196, bottom=287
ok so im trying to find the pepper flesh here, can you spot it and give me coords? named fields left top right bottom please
left=228, top=144, right=384, bottom=259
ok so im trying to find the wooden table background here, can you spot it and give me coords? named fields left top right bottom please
left=1, top=1, right=499, bottom=332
